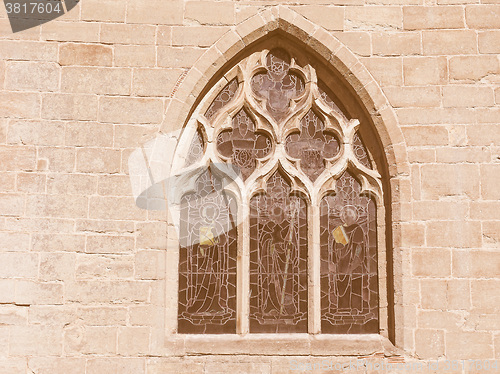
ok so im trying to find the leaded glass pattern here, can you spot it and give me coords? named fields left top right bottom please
left=205, top=78, right=239, bottom=121
left=178, top=169, right=237, bottom=333
left=249, top=171, right=308, bottom=333
left=184, top=126, right=204, bottom=167
left=251, top=49, right=305, bottom=121
left=353, top=132, right=372, bottom=169
left=216, top=109, right=272, bottom=180
left=176, top=47, right=382, bottom=336
left=285, top=110, right=339, bottom=181
left=320, top=172, right=378, bottom=333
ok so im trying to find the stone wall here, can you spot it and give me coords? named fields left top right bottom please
left=0, top=1, right=499, bottom=373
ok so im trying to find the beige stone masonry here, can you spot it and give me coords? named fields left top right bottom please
left=0, top=1, right=498, bottom=372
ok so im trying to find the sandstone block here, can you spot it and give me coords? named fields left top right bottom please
left=443, top=86, right=495, bottom=107
left=157, top=46, right=205, bottom=68
left=101, top=23, right=155, bottom=45
left=446, top=332, right=494, bottom=359
left=118, top=327, right=150, bottom=355
left=0, top=40, right=57, bottom=61
left=362, top=57, right=403, bottom=86
left=39, top=252, right=76, bottom=282
left=466, top=5, right=500, bottom=29
left=480, top=164, right=500, bottom=199
left=0, top=232, right=30, bottom=252
left=0, top=253, right=38, bottom=278
left=87, top=358, right=146, bottom=374
left=423, top=30, right=477, bottom=55
left=372, top=32, right=421, bottom=56
left=0, top=193, right=24, bottom=216
left=332, top=31, right=371, bottom=56
left=291, top=6, right=343, bottom=31
left=345, top=6, right=403, bottom=30
left=420, top=164, right=479, bottom=200
left=77, top=306, right=127, bottom=326
left=65, top=122, right=114, bottom=147
left=26, top=194, right=87, bottom=218
left=420, top=279, right=447, bottom=309
left=42, top=21, right=100, bottom=43
left=10, top=326, right=62, bottom=356
left=15, top=280, right=64, bottom=305
left=127, top=0, right=183, bottom=25
left=0, top=146, right=36, bottom=171
left=426, top=221, right=482, bottom=248
left=0, top=92, right=40, bottom=119
left=76, top=254, right=134, bottom=279
left=42, top=93, right=98, bottom=121
left=85, top=235, right=135, bottom=254
left=99, top=97, right=163, bottom=124
left=415, top=329, right=445, bottom=359
left=172, top=26, right=228, bottom=47
left=16, top=172, right=45, bottom=193
left=412, top=248, right=451, bottom=277
left=61, top=67, right=131, bottom=95
left=479, top=30, right=500, bottom=53
left=76, top=148, right=121, bottom=174
left=132, top=68, right=183, bottom=97
left=32, top=234, right=86, bottom=252
left=98, top=175, right=132, bottom=197
left=403, top=56, right=447, bottom=85
left=404, top=6, right=465, bottom=29
left=5, top=61, right=59, bottom=91
left=185, top=1, right=235, bottom=25
left=81, top=0, right=126, bottom=22
left=59, top=43, right=113, bottom=66
left=27, top=358, right=86, bottom=374
left=37, top=147, right=76, bottom=172
left=449, top=55, right=500, bottom=81
left=385, top=87, right=440, bottom=108
left=114, top=45, right=156, bottom=67
left=8, top=120, right=65, bottom=146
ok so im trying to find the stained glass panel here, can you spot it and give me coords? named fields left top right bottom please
left=217, top=109, right=272, bottom=180
left=285, top=110, right=339, bottom=181
left=251, top=49, right=305, bottom=121
left=353, top=132, right=372, bottom=169
left=249, top=171, right=308, bottom=333
left=320, top=172, right=378, bottom=333
left=178, top=169, right=237, bottom=333
left=205, top=78, right=239, bottom=121
left=184, top=126, right=204, bottom=167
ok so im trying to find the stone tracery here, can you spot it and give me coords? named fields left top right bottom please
left=175, top=47, right=382, bottom=334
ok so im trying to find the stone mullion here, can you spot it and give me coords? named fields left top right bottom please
left=237, top=199, right=250, bottom=334
left=308, top=202, right=322, bottom=334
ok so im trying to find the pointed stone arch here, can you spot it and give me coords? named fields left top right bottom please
left=149, top=5, right=409, bottom=348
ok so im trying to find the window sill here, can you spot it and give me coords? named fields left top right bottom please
left=164, top=334, right=398, bottom=356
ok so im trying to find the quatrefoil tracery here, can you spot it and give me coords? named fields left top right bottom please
left=191, top=48, right=381, bottom=202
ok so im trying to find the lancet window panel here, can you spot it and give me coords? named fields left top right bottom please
left=173, top=46, right=383, bottom=335
left=249, top=170, right=308, bottom=333
left=178, top=170, right=238, bottom=334
left=319, top=172, right=378, bottom=334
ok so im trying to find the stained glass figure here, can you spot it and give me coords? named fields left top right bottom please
left=178, top=169, right=237, bottom=333
left=217, top=109, right=272, bottom=180
left=285, top=110, right=339, bottom=181
left=205, top=78, right=239, bottom=121
left=320, top=172, right=378, bottom=333
left=249, top=171, right=308, bottom=333
left=251, top=49, right=305, bottom=121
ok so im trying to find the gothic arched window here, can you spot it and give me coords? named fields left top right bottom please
left=171, top=46, right=383, bottom=335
